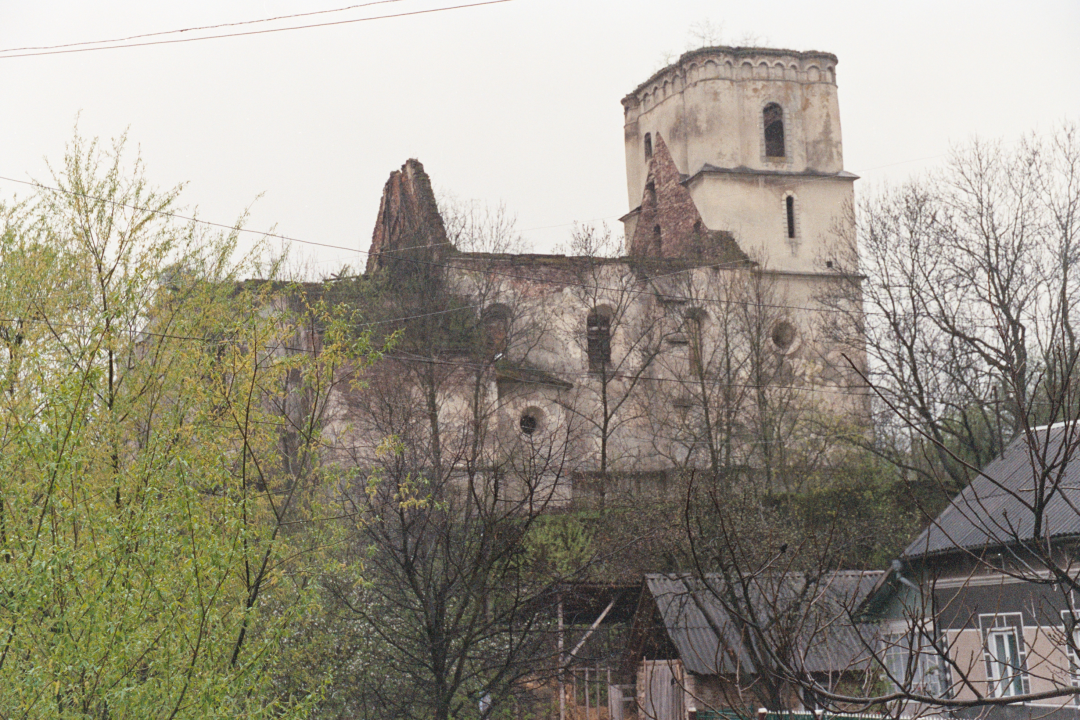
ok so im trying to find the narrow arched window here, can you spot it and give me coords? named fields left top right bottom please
left=684, top=308, right=707, bottom=378
left=786, top=196, right=796, bottom=239
left=481, top=304, right=511, bottom=359
left=764, top=103, right=785, bottom=158
left=586, top=307, right=612, bottom=372
left=645, top=181, right=656, bottom=207
left=644, top=133, right=653, bottom=160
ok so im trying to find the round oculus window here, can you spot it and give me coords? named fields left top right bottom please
left=520, top=412, right=539, bottom=435
left=771, top=321, right=797, bottom=352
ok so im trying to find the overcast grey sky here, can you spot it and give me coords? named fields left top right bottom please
left=2, top=0, right=1078, bottom=275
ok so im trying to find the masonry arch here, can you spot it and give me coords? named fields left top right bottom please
left=481, top=303, right=512, bottom=358
left=764, top=102, right=785, bottom=158
left=586, top=305, right=614, bottom=372
left=683, top=307, right=709, bottom=378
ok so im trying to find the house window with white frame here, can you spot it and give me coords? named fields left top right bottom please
left=882, top=629, right=948, bottom=697
left=980, top=613, right=1029, bottom=698
left=1061, top=610, right=1080, bottom=694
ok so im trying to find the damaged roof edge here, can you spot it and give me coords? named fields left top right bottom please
left=624, top=46, right=839, bottom=103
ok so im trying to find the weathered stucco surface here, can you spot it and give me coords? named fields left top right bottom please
left=622, top=46, right=854, bottom=273
left=332, top=45, right=867, bottom=507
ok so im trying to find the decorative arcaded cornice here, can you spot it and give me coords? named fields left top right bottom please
left=622, top=46, right=838, bottom=111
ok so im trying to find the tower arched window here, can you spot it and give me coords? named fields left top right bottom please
left=586, top=306, right=613, bottom=372
left=764, top=103, right=785, bottom=158
left=644, top=133, right=653, bottom=160
left=684, top=308, right=708, bottom=378
left=786, top=195, right=796, bottom=239
left=481, top=304, right=512, bottom=359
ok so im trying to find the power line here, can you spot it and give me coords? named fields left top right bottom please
left=0, top=309, right=872, bottom=398
left=378, top=350, right=873, bottom=397
left=0, top=168, right=1033, bottom=335
left=0, top=0, right=411, bottom=54
left=0, top=0, right=514, bottom=60
left=428, top=157, right=919, bottom=238
left=3, top=168, right=1027, bottom=331
left=0, top=173, right=856, bottom=316
left=0, top=300, right=484, bottom=344
left=0, top=173, right=355, bottom=253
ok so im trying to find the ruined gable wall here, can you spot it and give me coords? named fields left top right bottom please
left=628, top=134, right=702, bottom=259
left=628, top=134, right=749, bottom=264
left=352, top=147, right=866, bottom=496
left=621, top=46, right=854, bottom=274
left=365, top=158, right=451, bottom=275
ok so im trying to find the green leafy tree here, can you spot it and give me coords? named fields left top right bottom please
left=0, top=133, right=374, bottom=718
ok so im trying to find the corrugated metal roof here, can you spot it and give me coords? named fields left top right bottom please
left=904, top=424, right=1080, bottom=558
left=644, top=572, right=881, bottom=676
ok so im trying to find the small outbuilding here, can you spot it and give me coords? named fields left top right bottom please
left=623, top=572, right=882, bottom=720
left=859, top=424, right=1080, bottom=720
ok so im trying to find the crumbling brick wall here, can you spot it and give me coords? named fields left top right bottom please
left=365, top=158, right=452, bottom=275
left=628, top=134, right=747, bottom=265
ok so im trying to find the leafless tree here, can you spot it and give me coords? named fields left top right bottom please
left=635, top=260, right=884, bottom=715
left=827, top=123, right=1080, bottom=492
left=715, top=123, right=1080, bottom=717
left=558, top=224, right=670, bottom=504
left=645, top=261, right=860, bottom=497
left=305, top=204, right=589, bottom=720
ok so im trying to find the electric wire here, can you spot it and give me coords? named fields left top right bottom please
left=0, top=308, right=874, bottom=397
left=0, top=137, right=1024, bottom=338
left=0, top=169, right=1025, bottom=332
left=375, top=349, right=874, bottom=396
left=0, top=300, right=484, bottom=342
left=0, top=0, right=413, bottom=54
left=0, top=173, right=862, bottom=317
left=0, top=0, right=514, bottom=60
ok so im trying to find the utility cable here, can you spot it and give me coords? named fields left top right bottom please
left=0, top=305, right=874, bottom=398
left=0, top=0, right=514, bottom=60
left=0, top=0, right=412, bottom=54
left=0, top=169, right=1026, bottom=330
left=0, top=151, right=1019, bottom=320
left=0, top=173, right=863, bottom=318
left=0, top=301, right=484, bottom=342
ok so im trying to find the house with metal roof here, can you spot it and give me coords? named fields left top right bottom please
left=860, top=424, right=1080, bottom=719
left=622, top=572, right=881, bottom=720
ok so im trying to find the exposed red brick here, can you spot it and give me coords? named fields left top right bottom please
left=365, top=159, right=452, bottom=275
left=628, top=134, right=747, bottom=264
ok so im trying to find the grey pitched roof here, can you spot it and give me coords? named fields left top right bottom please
left=904, top=423, right=1080, bottom=559
left=643, top=572, right=881, bottom=676
left=493, top=359, right=573, bottom=390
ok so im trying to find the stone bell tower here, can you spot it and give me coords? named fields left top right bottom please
left=620, top=46, right=856, bottom=272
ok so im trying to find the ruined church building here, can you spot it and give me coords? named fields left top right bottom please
left=350, top=46, right=866, bottom=503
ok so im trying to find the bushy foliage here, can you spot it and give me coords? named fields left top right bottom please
left=0, top=133, right=375, bottom=717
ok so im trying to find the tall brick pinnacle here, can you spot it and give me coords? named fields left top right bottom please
left=365, top=159, right=452, bottom=275
left=629, top=134, right=748, bottom=264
